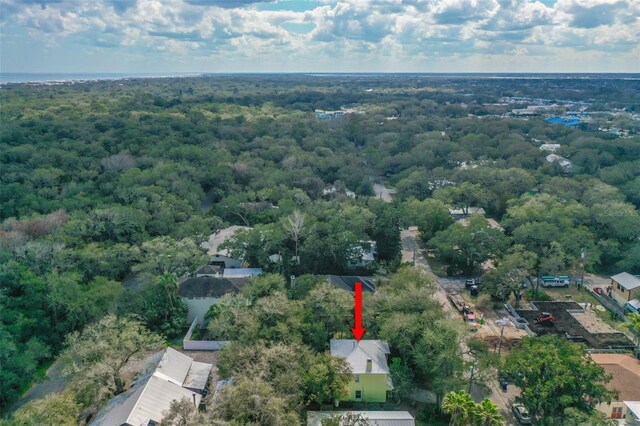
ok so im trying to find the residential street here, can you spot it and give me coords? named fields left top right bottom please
left=401, top=228, right=520, bottom=425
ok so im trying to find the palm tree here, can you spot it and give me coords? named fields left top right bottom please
left=473, top=399, right=504, bottom=426
left=157, top=273, right=179, bottom=310
left=442, top=391, right=475, bottom=426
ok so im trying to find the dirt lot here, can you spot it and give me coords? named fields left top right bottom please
left=570, top=310, right=618, bottom=334
left=445, top=287, right=528, bottom=352
left=516, top=301, right=634, bottom=350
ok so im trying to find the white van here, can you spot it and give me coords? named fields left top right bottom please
left=541, top=276, right=570, bottom=288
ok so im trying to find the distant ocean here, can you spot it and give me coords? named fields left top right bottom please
left=2, top=72, right=639, bottom=84
left=0, top=72, right=202, bottom=84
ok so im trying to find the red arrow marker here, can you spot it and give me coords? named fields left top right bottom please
left=351, top=282, right=365, bottom=342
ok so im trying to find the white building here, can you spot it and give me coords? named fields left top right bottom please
left=91, top=348, right=212, bottom=426
left=347, top=241, right=377, bottom=268
left=201, top=225, right=252, bottom=268
left=178, top=269, right=261, bottom=323
left=624, top=401, right=640, bottom=425
left=539, top=143, right=561, bottom=152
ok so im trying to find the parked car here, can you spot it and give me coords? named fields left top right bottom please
left=593, top=287, right=603, bottom=296
left=512, top=403, right=532, bottom=425
left=463, top=306, right=478, bottom=331
left=465, top=278, right=483, bottom=289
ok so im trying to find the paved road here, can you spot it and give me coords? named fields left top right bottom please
left=401, top=229, right=521, bottom=425
left=373, top=183, right=397, bottom=202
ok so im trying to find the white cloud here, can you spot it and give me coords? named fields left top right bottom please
left=0, top=0, right=638, bottom=72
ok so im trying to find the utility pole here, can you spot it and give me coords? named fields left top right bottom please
left=497, top=319, right=508, bottom=356
left=580, top=248, right=586, bottom=290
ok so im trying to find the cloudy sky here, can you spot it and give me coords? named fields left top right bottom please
left=1, top=0, right=639, bottom=73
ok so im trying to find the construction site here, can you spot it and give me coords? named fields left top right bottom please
left=447, top=291, right=528, bottom=353
left=516, top=301, right=635, bottom=350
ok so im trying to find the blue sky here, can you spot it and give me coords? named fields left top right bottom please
left=0, top=0, right=638, bottom=73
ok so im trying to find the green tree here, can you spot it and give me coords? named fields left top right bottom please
left=303, top=283, right=352, bottom=351
left=133, top=236, right=207, bottom=277
left=321, top=413, right=370, bottom=426
left=502, top=336, right=615, bottom=425
left=442, top=390, right=475, bottom=426
left=434, top=182, right=488, bottom=215
left=562, top=408, right=617, bottom=426
left=369, top=202, right=402, bottom=264
left=59, top=315, right=164, bottom=403
left=159, top=397, right=202, bottom=426
left=403, top=198, right=453, bottom=242
left=442, top=391, right=504, bottom=426
left=473, top=399, right=504, bottom=426
left=9, top=390, right=80, bottom=426
left=389, top=357, right=415, bottom=402
left=626, top=313, right=640, bottom=356
left=303, top=353, right=352, bottom=406
left=430, top=215, right=509, bottom=275
left=483, top=246, right=537, bottom=306
left=136, top=273, right=188, bottom=337
left=212, top=377, right=300, bottom=425
left=241, top=273, right=287, bottom=302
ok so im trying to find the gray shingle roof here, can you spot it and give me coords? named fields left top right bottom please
left=178, top=276, right=248, bottom=298
left=612, top=272, right=640, bottom=290
left=326, top=276, right=376, bottom=293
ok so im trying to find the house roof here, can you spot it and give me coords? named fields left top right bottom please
left=182, top=361, right=211, bottom=392
left=222, top=268, right=262, bottom=278
left=590, top=354, right=640, bottom=401
left=611, top=272, right=640, bottom=290
left=307, top=411, right=415, bottom=426
left=327, top=276, right=376, bottom=293
left=624, top=401, right=640, bottom=419
left=90, top=348, right=212, bottom=426
left=154, top=348, right=192, bottom=386
left=195, top=264, right=220, bottom=275
left=201, top=225, right=252, bottom=256
left=178, top=276, right=248, bottom=298
left=449, top=207, right=486, bottom=216
left=330, top=339, right=390, bottom=374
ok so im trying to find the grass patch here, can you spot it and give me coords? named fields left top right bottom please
left=525, top=289, right=552, bottom=301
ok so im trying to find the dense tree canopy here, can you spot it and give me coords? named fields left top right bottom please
left=1, top=74, right=639, bottom=416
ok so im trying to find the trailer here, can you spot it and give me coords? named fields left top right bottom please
left=448, top=292, right=467, bottom=312
left=448, top=292, right=479, bottom=331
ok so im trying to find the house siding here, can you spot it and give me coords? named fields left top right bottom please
left=611, top=279, right=640, bottom=306
left=345, top=374, right=389, bottom=403
left=183, top=297, right=219, bottom=323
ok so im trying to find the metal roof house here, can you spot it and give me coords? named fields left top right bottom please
left=307, top=411, right=415, bottom=426
left=90, top=348, right=212, bottom=426
left=330, top=339, right=393, bottom=403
